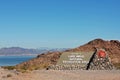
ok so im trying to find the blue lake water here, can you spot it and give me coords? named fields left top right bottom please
left=0, top=56, right=36, bottom=66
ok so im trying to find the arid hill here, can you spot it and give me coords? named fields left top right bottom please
left=15, top=39, right=120, bottom=71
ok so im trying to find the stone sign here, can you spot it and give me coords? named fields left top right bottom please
left=49, top=49, right=114, bottom=70
left=57, top=52, right=94, bottom=67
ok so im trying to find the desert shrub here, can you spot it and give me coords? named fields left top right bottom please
left=7, top=74, right=12, bottom=77
left=114, top=63, right=120, bottom=69
left=21, top=66, right=28, bottom=70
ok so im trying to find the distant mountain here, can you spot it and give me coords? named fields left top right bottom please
left=0, top=47, right=68, bottom=56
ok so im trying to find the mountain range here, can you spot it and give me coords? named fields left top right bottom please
left=0, top=47, right=67, bottom=56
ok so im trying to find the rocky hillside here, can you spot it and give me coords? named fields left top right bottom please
left=71, top=39, right=120, bottom=65
left=15, top=52, right=62, bottom=71
left=15, top=39, right=120, bottom=70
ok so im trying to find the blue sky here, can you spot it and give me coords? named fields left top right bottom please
left=0, top=0, right=120, bottom=48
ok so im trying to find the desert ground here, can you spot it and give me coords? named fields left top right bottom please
left=0, top=67, right=120, bottom=80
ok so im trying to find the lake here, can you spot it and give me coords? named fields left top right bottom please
left=0, top=56, right=36, bottom=66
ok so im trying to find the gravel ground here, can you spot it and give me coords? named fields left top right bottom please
left=0, top=68, right=120, bottom=80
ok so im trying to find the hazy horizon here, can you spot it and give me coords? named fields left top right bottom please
left=0, top=0, right=120, bottom=48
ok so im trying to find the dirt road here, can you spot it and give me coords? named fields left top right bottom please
left=1, top=69, right=120, bottom=80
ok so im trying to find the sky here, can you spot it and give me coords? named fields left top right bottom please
left=0, top=0, right=120, bottom=48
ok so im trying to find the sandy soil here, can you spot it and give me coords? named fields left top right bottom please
left=0, top=68, right=120, bottom=80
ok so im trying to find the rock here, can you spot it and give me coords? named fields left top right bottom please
left=87, top=48, right=114, bottom=70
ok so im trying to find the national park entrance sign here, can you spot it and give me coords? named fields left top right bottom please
left=50, top=51, right=94, bottom=70
left=49, top=49, right=114, bottom=70
left=57, top=52, right=94, bottom=67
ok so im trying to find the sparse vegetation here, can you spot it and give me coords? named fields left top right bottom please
left=114, top=63, right=120, bottom=69
left=2, top=66, right=15, bottom=70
